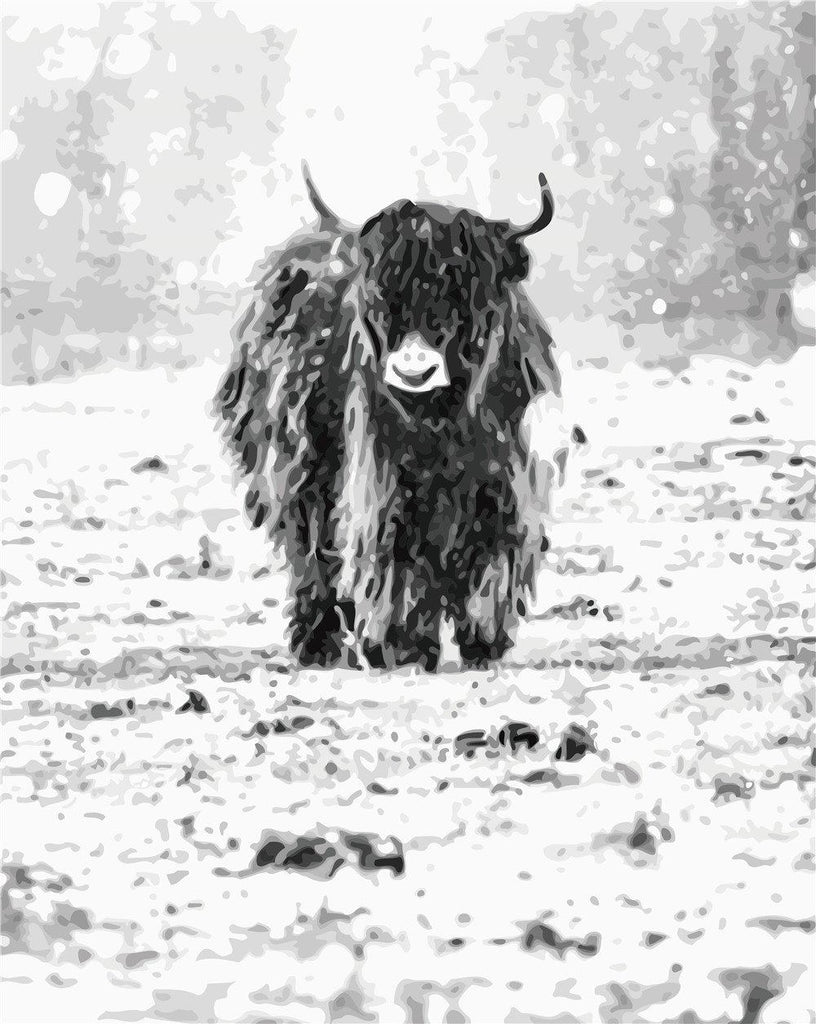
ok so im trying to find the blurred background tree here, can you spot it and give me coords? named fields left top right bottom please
left=615, top=4, right=816, bottom=364
left=2, top=2, right=290, bottom=382
left=2, top=1, right=813, bottom=382
left=444, top=2, right=815, bottom=370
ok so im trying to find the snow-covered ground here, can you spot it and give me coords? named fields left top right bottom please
left=1, top=351, right=814, bottom=1022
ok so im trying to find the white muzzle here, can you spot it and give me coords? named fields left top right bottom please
left=383, top=334, right=450, bottom=393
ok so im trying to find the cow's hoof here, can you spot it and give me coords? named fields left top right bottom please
left=294, top=643, right=341, bottom=667
left=397, top=642, right=440, bottom=673
left=361, top=641, right=390, bottom=670
left=456, top=629, right=511, bottom=669
left=291, top=609, right=345, bottom=668
left=363, top=634, right=440, bottom=673
left=292, top=638, right=344, bottom=669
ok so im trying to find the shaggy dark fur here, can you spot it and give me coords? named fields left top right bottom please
left=215, top=174, right=562, bottom=670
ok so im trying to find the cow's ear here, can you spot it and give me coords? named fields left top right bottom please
left=510, top=289, right=561, bottom=400
left=501, top=237, right=531, bottom=284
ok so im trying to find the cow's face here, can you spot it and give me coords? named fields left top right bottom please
left=357, top=203, right=531, bottom=395
left=301, top=165, right=554, bottom=399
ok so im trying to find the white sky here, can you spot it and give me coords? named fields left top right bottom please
left=208, top=0, right=755, bottom=283
left=215, top=0, right=568, bottom=280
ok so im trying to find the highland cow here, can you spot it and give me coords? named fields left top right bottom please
left=215, top=166, right=566, bottom=671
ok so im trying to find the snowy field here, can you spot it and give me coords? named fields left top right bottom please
left=1, top=351, right=815, bottom=1023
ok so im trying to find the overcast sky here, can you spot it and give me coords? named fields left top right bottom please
left=4, top=0, right=766, bottom=288
left=220, top=0, right=572, bottom=279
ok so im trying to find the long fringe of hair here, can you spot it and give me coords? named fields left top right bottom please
left=214, top=225, right=562, bottom=637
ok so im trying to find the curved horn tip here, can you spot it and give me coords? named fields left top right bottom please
left=301, top=162, right=341, bottom=229
left=510, top=171, right=555, bottom=239
left=301, top=160, right=320, bottom=201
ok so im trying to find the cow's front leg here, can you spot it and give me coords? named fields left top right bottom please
left=393, top=578, right=443, bottom=672
left=454, top=619, right=512, bottom=669
left=357, top=535, right=403, bottom=671
left=359, top=559, right=441, bottom=671
left=287, top=486, right=347, bottom=669
left=290, top=569, right=348, bottom=667
left=453, top=551, right=515, bottom=669
left=359, top=504, right=441, bottom=671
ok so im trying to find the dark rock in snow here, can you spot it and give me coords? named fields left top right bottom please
left=131, top=456, right=168, bottom=474
left=454, top=729, right=491, bottom=758
left=572, top=424, right=588, bottom=445
left=521, top=918, right=600, bottom=959
left=555, top=723, right=596, bottom=762
left=597, top=809, right=675, bottom=861
left=197, top=536, right=231, bottom=580
left=176, top=689, right=209, bottom=715
left=628, top=817, right=659, bottom=855
left=716, top=964, right=783, bottom=1024
left=712, top=773, right=755, bottom=802
left=254, top=832, right=343, bottom=877
left=497, top=722, right=539, bottom=752
left=367, top=782, right=398, bottom=795
left=701, top=682, right=732, bottom=697
left=258, top=715, right=314, bottom=735
left=343, top=832, right=405, bottom=876
left=521, top=768, right=565, bottom=787
left=626, top=815, right=675, bottom=855
left=90, top=699, right=135, bottom=720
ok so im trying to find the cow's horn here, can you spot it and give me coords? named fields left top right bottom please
left=302, top=161, right=348, bottom=232
left=508, top=172, right=555, bottom=239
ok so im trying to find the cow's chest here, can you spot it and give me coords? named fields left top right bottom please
left=379, top=414, right=509, bottom=479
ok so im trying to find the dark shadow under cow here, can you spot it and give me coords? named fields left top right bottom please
left=215, top=166, right=566, bottom=671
